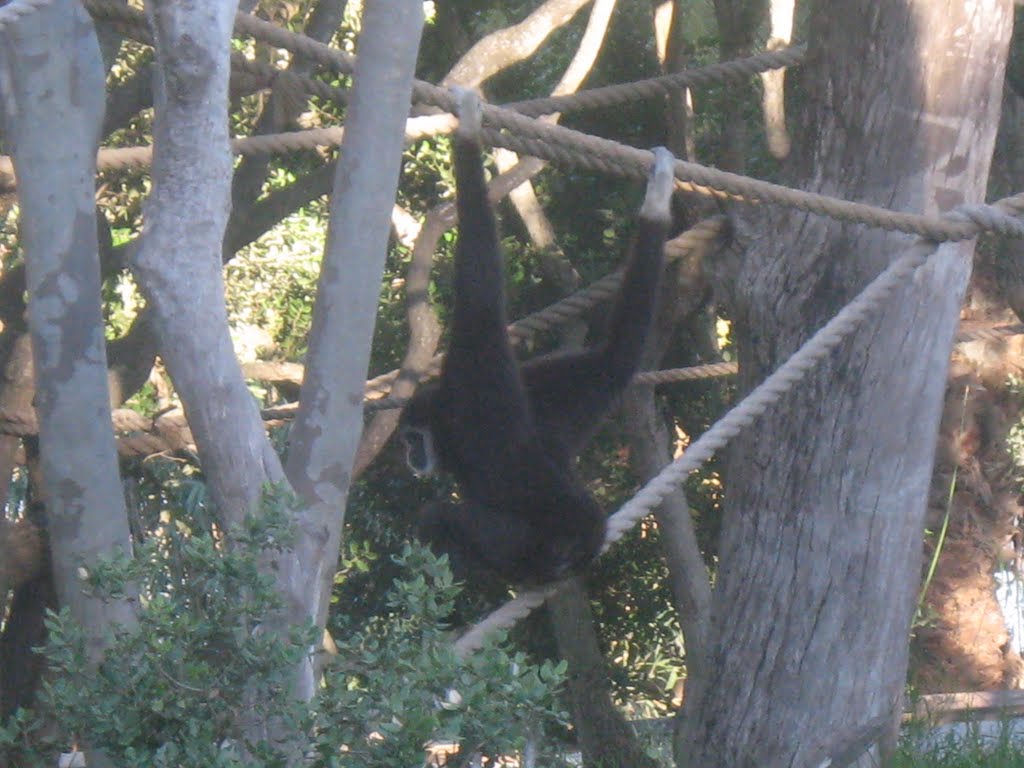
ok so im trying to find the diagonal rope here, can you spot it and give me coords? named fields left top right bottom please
left=455, top=242, right=936, bottom=657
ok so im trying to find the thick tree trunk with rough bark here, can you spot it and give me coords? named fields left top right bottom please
left=676, top=2, right=1013, bottom=767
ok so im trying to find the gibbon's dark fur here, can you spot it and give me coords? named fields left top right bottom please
left=400, top=89, right=675, bottom=586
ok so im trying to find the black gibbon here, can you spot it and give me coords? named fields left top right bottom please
left=399, top=88, right=676, bottom=586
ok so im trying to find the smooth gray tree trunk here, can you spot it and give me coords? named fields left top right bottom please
left=677, top=2, right=1014, bottom=766
left=0, top=5, right=138, bottom=766
left=132, top=0, right=284, bottom=534
left=284, top=0, right=425, bottom=696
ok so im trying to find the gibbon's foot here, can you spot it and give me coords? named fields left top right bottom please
left=640, top=146, right=675, bottom=222
left=0, top=518, right=45, bottom=594
left=451, top=86, right=483, bottom=141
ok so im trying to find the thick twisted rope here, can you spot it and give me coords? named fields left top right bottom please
left=456, top=244, right=935, bottom=656
left=0, top=117, right=457, bottom=178
left=475, top=107, right=1024, bottom=241
left=82, top=0, right=1024, bottom=244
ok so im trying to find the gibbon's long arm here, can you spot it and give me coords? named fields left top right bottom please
left=442, top=88, right=533, bottom=449
left=520, top=147, right=676, bottom=457
left=602, top=147, right=674, bottom=383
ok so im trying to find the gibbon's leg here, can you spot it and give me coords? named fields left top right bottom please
left=417, top=499, right=537, bottom=583
left=441, top=87, right=533, bottom=461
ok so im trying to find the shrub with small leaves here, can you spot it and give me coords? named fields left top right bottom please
left=311, top=544, right=570, bottom=767
left=1, top=491, right=316, bottom=768
left=0, top=489, right=570, bottom=767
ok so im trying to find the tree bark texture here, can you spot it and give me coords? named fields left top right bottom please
left=547, top=578, right=660, bottom=768
left=284, top=0, right=425, bottom=695
left=0, top=5, right=138, bottom=765
left=133, top=0, right=284, bottom=530
left=677, top=3, right=1013, bottom=767
left=0, top=0, right=137, bottom=646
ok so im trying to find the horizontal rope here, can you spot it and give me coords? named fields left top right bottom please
left=83, top=0, right=1024, bottom=246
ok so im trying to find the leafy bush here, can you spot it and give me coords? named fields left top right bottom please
left=0, top=493, right=568, bottom=767
left=314, top=544, right=570, bottom=767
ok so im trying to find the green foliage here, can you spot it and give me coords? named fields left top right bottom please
left=313, top=545, right=570, bottom=767
left=893, top=723, right=1024, bottom=767
left=1, top=494, right=314, bottom=768
left=0, top=496, right=568, bottom=767
left=225, top=199, right=326, bottom=362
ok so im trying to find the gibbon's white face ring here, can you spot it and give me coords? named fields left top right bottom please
left=402, top=426, right=437, bottom=477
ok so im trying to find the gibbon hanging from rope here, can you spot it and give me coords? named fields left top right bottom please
left=399, top=87, right=676, bottom=586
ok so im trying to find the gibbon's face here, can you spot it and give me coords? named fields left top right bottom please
left=399, top=380, right=441, bottom=477
left=402, top=426, right=437, bottom=477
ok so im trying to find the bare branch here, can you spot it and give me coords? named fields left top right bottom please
left=441, top=0, right=593, bottom=88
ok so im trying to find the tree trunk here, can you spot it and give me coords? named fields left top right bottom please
left=547, top=578, right=659, bottom=768
left=677, top=2, right=1013, bottom=767
left=710, top=0, right=762, bottom=172
left=134, top=0, right=283, bottom=531
left=0, top=5, right=138, bottom=765
left=284, top=0, right=425, bottom=696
